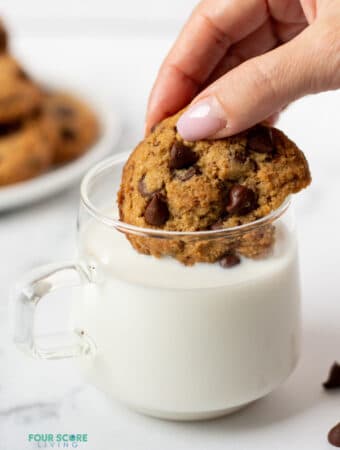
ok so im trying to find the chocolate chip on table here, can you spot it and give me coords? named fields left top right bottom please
left=219, top=253, right=241, bottom=268
left=60, top=126, right=76, bottom=140
left=323, top=362, right=340, bottom=389
left=169, top=142, right=198, bottom=170
left=328, top=423, right=340, bottom=447
left=175, top=166, right=199, bottom=182
left=247, top=126, right=274, bottom=153
left=144, top=193, right=169, bottom=226
left=138, top=176, right=161, bottom=198
left=226, top=185, right=257, bottom=215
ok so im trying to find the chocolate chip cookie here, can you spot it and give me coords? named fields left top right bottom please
left=43, top=92, right=100, bottom=164
left=0, top=55, right=42, bottom=123
left=0, top=113, right=57, bottom=186
left=118, top=110, right=311, bottom=265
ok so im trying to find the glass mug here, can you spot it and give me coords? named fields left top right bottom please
left=12, top=152, right=301, bottom=421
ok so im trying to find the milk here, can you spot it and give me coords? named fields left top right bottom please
left=71, top=221, right=301, bottom=420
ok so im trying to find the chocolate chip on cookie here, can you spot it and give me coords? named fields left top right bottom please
left=226, top=185, right=257, bottom=215
left=219, top=253, right=241, bottom=268
left=144, top=193, right=169, bottom=226
left=61, top=126, right=76, bottom=140
left=0, top=120, right=22, bottom=136
left=323, top=362, right=340, bottom=389
left=247, top=126, right=274, bottom=153
left=169, top=142, right=198, bottom=170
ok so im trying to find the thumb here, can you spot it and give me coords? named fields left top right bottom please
left=176, top=23, right=339, bottom=140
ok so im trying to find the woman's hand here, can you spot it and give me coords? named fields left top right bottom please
left=145, top=0, right=340, bottom=140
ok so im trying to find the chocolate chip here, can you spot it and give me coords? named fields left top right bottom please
left=226, top=185, right=257, bottom=215
left=323, top=362, right=340, bottom=389
left=328, top=423, right=340, bottom=447
left=54, top=105, right=75, bottom=118
left=175, top=166, right=200, bottom=181
left=0, top=28, right=7, bottom=53
left=219, top=253, right=241, bottom=268
left=60, top=126, right=76, bottom=140
left=144, top=193, right=169, bottom=226
left=169, top=142, right=198, bottom=170
left=247, top=126, right=274, bottom=153
left=138, top=176, right=161, bottom=198
left=0, top=121, right=22, bottom=136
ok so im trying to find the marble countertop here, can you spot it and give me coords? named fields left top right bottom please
left=1, top=24, right=340, bottom=450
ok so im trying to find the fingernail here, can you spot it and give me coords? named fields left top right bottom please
left=177, top=97, right=226, bottom=141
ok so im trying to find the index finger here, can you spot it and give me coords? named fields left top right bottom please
left=145, top=0, right=269, bottom=133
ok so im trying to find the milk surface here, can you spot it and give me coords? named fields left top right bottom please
left=72, top=220, right=301, bottom=419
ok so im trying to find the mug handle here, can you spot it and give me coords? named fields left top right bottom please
left=11, top=261, right=96, bottom=360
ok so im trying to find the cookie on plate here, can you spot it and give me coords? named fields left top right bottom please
left=118, top=110, right=311, bottom=265
left=43, top=92, right=100, bottom=164
left=0, top=113, right=57, bottom=186
left=0, top=54, right=42, bottom=123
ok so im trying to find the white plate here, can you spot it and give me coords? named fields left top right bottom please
left=0, top=87, right=121, bottom=211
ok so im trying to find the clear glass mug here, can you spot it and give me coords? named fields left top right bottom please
left=12, top=152, right=301, bottom=421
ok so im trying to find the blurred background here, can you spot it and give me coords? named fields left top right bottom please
left=0, top=0, right=199, bottom=297
left=1, top=2, right=340, bottom=450
left=2, top=0, right=199, bottom=145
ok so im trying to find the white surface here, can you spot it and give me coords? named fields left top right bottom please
left=0, top=9, right=340, bottom=450
left=0, top=90, right=121, bottom=211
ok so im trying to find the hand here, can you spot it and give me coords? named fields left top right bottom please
left=145, top=0, right=340, bottom=140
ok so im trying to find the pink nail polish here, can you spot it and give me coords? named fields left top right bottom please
left=177, top=97, right=226, bottom=141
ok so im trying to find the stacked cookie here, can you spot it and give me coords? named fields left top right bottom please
left=0, top=20, right=99, bottom=186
